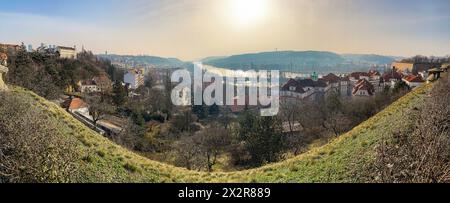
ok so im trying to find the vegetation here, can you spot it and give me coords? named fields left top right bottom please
left=367, top=73, right=450, bottom=183
left=5, top=48, right=113, bottom=100
left=0, top=79, right=437, bottom=182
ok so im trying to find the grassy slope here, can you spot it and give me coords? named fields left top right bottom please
left=9, top=83, right=431, bottom=183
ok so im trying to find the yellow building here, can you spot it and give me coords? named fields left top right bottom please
left=391, top=62, right=414, bottom=73
left=57, top=46, right=77, bottom=59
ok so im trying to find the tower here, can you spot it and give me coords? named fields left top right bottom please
left=311, top=71, right=318, bottom=81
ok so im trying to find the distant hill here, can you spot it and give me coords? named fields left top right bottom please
left=97, top=54, right=189, bottom=68
left=204, top=51, right=345, bottom=72
left=203, top=51, right=402, bottom=73
left=200, top=56, right=228, bottom=63
left=341, top=54, right=397, bottom=65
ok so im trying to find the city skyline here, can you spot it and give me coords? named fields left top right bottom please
left=0, top=0, right=449, bottom=60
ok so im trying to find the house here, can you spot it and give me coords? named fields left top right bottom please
left=124, top=69, right=145, bottom=89
left=352, top=79, right=375, bottom=97
left=382, top=69, right=404, bottom=88
left=65, top=98, right=89, bottom=114
left=77, top=80, right=101, bottom=93
left=92, top=74, right=112, bottom=92
left=321, top=73, right=351, bottom=96
left=0, top=43, right=22, bottom=53
left=57, top=46, right=77, bottom=59
left=349, top=72, right=370, bottom=84
left=402, top=74, right=424, bottom=88
left=280, top=77, right=329, bottom=102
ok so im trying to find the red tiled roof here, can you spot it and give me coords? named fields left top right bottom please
left=368, top=70, right=381, bottom=77
left=403, top=75, right=424, bottom=83
left=352, top=79, right=375, bottom=95
left=68, top=98, right=87, bottom=110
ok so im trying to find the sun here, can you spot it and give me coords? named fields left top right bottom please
left=229, top=0, right=268, bottom=25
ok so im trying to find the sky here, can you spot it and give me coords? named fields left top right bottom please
left=0, top=0, right=449, bottom=60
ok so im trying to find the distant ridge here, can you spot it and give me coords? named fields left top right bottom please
left=203, top=51, right=400, bottom=73
left=341, top=54, right=398, bottom=65
left=97, top=54, right=188, bottom=68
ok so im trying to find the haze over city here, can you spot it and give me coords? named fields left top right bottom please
left=0, top=0, right=449, bottom=60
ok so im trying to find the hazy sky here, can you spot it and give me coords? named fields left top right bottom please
left=0, top=0, right=449, bottom=60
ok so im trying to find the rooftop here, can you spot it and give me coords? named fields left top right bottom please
left=352, top=79, right=375, bottom=95
left=67, top=98, right=88, bottom=110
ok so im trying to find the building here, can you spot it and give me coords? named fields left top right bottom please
left=280, top=77, right=328, bottom=102
left=65, top=98, right=89, bottom=114
left=77, top=79, right=101, bottom=93
left=124, top=69, right=145, bottom=89
left=402, top=74, right=425, bottom=88
left=348, top=71, right=385, bottom=93
left=0, top=43, right=22, bottom=53
left=93, top=74, right=113, bottom=92
left=352, top=79, right=375, bottom=97
left=391, top=62, right=438, bottom=75
left=36, top=44, right=77, bottom=59
left=322, top=73, right=351, bottom=96
left=349, top=72, right=370, bottom=84
left=57, top=46, right=77, bottom=59
left=382, top=69, right=404, bottom=88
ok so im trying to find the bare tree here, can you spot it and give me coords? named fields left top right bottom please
left=86, top=94, right=114, bottom=126
left=194, top=125, right=232, bottom=171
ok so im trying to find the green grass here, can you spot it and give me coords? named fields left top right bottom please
left=8, top=84, right=431, bottom=183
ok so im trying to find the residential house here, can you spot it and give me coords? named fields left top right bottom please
left=352, top=79, right=375, bottom=97
left=402, top=74, right=425, bottom=89
left=382, top=69, right=404, bottom=88
left=124, top=68, right=145, bottom=89
left=322, top=73, right=351, bottom=96
left=77, top=80, right=101, bottom=93
left=280, top=77, right=328, bottom=102
left=93, top=74, right=112, bottom=92
left=65, top=98, right=89, bottom=115
left=349, top=72, right=370, bottom=85
left=0, top=43, right=22, bottom=53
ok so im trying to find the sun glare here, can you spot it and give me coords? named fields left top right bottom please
left=229, top=0, right=268, bottom=25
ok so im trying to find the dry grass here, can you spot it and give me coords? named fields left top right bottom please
left=2, top=83, right=432, bottom=183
